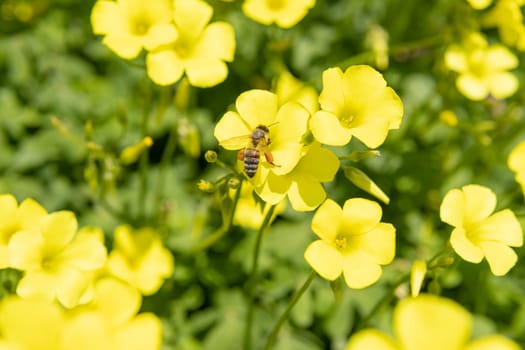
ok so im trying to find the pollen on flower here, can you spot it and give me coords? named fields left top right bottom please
left=335, top=236, right=348, bottom=249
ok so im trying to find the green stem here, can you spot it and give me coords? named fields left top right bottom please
left=263, top=271, right=316, bottom=350
left=188, top=180, right=243, bottom=254
left=155, top=119, right=178, bottom=215
left=243, top=204, right=276, bottom=350
left=138, top=81, right=151, bottom=219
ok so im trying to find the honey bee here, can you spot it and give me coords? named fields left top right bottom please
left=220, top=124, right=279, bottom=178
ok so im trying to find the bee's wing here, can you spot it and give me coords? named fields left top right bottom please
left=219, top=134, right=252, bottom=150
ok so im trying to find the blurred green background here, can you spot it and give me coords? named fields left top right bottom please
left=1, top=0, right=525, bottom=349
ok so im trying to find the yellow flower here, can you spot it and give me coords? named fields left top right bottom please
left=440, top=184, right=523, bottom=276
left=444, top=32, right=519, bottom=100
left=91, top=0, right=178, bottom=59
left=483, top=0, right=525, bottom=51
left=274, top=70, right=319, bottom=114
left=63, top=277, right=162, bottom=350
left=467, top=0, right=493, bottom=9
left=242, top=0, right=315, bottom=28
left=231, top=181, right=285, bottom=230
left=0, top=296, right=65, bottom=350
left=0, top=195, right=47, bottom=268
left=214, top=89, right=309, bottom=181
left=345, top=294, right=521, bottom=350
left=309, top=65, right=403, bottom=148
left=107, top=225, right=174, bottom=295
left=146, top=0, right=235, bottom=87
left=304, top=198, right=395, bottom=288
left=8, top=210, right=107, bottom=308
left=256, top=142, right=339, bottom=211
left=508, top=140, right=525, bottom=195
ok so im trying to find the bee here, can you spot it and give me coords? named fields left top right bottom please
left=220, top=124, right=279, bottom=178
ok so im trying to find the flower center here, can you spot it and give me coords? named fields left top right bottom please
left=175, top=38, right=195, bottom=59
left=335, top=235, right=348, bottom=249
left=339, top=112, right=355, bottom=128
left=265, top=0, right=285, bottom=9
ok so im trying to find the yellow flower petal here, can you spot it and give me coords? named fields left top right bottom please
left=194, top=22, right=236, bottom=61
left=340, top=198, right=382, bottom=235
left=310, top=110, right=353, bottom=145
left=0, top=296, right=64, bottom=350
left=146, top=50, right=184, bottom=86
left=342, top=252, right=382, bottom=289
left=287, top=176, right=327, bottom=211
left=440, top=188, right=465, bottom=227
left=272, top=102, right=309, bottom=147
left=294, top=143, right=340, bottom=182
left=114, top=313, right=162, bottom=350
left=445, top=46, right=468, bottom=72
left=479, top=241, right=518, bottom=276
left=274, top=0, right=315, bottom=28
left=62, top=312, right=113, bottom=350
left=134, top=242, right=174, bottom=295
left=0, top=194, right=17, bottom=232
left=343, top=65, right=387, bottom=107
left=255, top=171, right=291, bottom=204
left=450, top=227, right=484, bottom=263
left=58, top=231, right=107, bottom=270
left=236, top=90, right=279, bottom=129
left=464, top=335, right=521, bottom=350
left=358, top=223, right=396, bottom=265
left=474, top=209, right=523, bottom=246
left=55, top=267, right=91, bottom=308
left=185, top=59, right=229, bottom=87
left=486, top=46, right=519, bottom=71
left=94, top=277, right=141, bottom=326
left=41, top=211, right=78, bottom=254
left=349, top=115, right=391, bottom=149
left=142, top=23, right=178, bottom=51
left=462, top=185, right=497, bottom=225
left=457, top=74, right=489, bottom=100
left=214, top=111, right=252, bottom=149
left=508, top=140, right=525, bottom=172
left=318, top=67, right=345, bottom=115
left=16, top=271, right=57, bottom=302
left=394, top=295, right=471, bottom=350
left=102, top=34, right=143, bottom=59
left=345, top=329, right=399, bottom=350
left=487, top=72, right=518, bottom=99
left=17, top=198, right=47, bottom=231
left=173, top=0, right=212, bottom=38
left=304, top=240, right=343, bottom=280
left=311, top=199, right=342, bottom=241
left=91, top=1, right=124, bottom=35
left=8, top=230, right=44, bottom=271
left=269, top=142, right=303, bottom=176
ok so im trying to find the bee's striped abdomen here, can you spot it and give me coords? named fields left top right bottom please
left=244, top=148, right=260, bottom=177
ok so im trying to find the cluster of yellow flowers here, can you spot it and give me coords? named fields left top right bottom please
left=445, top=0, right=525, bottom=100
left=0, top=195, right=174, bottom=350
left=214, top=64, right=403, bottom=288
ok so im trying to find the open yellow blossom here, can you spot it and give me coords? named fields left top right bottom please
left=508, top=140, right=525, bottom=196
left=107, top=225, right=174, bottom=295
left=231, top=181, right=285, bottom=230
left=214, top=89, right=309, bottom=182
left=146, top=0, right=235, bottom=87
left=444, top=32, right=519, bottom=100
left=309, top=65, right=403, bottom=148
left=304, top=198, right=395, bottom=288
left=345, top=294, right=521, bottom=350
left=8, top=210, right=107, bottom=308
left=91, top=0, right=178, bottom=59
left=0, top=296, right=65, bottom=350
left=256, top=142, right=339, bottom=211
left=63, top=277, right=162, bottom=350
left=483, top=0, right=525, bottom=51
left=440, top=184, right=523, bottom=276
left=242, top=0, right=315, bottom=28
left=0, top=195, right=47, bottom=268
left=274, top=70, right=318, bottom=114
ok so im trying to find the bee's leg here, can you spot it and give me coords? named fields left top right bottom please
left=237, top=149, right=244, bottom=161
left=264, top=151, right=281, bottom=167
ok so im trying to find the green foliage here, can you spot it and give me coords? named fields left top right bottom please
left=1, top=0, right=525, bottom=349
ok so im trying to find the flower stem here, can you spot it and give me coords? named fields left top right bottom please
left=188, top=180, right=243, bottom=254
left=263, top=270, right=316, bottom=350
left=243, top=204, right=276, bottom=350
